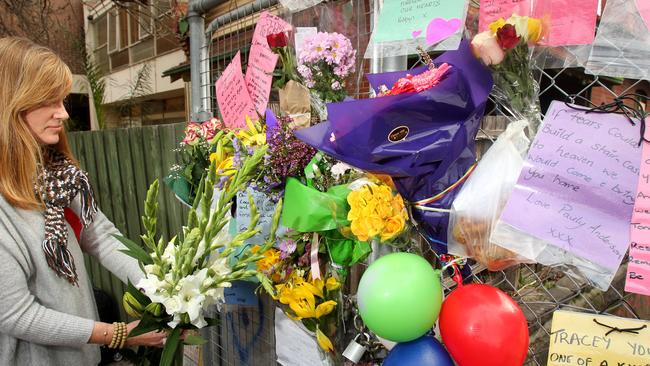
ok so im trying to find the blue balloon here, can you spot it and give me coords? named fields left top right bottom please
left=383, top=336, right=454, bottom=366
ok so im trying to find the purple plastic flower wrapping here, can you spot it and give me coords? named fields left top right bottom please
left=294, top=40, right=493, bottom=252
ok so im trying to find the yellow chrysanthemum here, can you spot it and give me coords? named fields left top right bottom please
left=381, top=215, right=406, bottom=241
left=346, top=182, right=408, bottom=242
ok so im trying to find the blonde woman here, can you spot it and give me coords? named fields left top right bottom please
left=0, top=37, right=167, bottom=365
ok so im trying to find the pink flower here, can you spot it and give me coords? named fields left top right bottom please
left=182, top=122, right=201, bottom=146
left=201, top=118, right=220, bottom=142
left=471, top=31, right=505, bottom=65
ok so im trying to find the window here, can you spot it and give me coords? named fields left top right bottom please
left=92, top=14, right=109, bottom=73
left=138, top=1, right=153, bottom=40
left=108, top=10, right=118, bottom=53
left=91, top=3, right=180, bottom=73
left=118, top=8, right=129, bottom=50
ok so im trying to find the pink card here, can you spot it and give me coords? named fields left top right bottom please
left=478, top=0, right=531, bottom=32
left=627, top=141, right=650, bottom=296
left=637, top=0, right=650, bottom=31
left=251, top=11, right=292, bottom=48
left=215, top=52, right=258, bottom=128
left=244, top=44, right=279, bottom=115
left=534, top=0, right=599, bottom=46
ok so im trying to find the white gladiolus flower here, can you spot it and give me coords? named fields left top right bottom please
left=204, top=287, right=226, bottom=304
left=209, top=256, right=232, bottom=278
left=168, top=313, right=182, bottom=328
left=192, top=315, right=207, bottom=328
left=192, top=239, right=207, bottom=265
left=161, top=242, right=177, bottom=264
left=162, top=295, right=183, bottom=315
left=137, top=275, right=167, bottom=304
left=143, top=264, right=162, bottom=278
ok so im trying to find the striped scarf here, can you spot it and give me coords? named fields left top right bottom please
left=36, top=149, right=97, bottom=285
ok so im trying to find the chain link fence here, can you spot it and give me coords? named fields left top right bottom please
left=198, top=1, right=649, bottom=365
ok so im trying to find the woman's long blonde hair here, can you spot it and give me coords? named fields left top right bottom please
left=0, top=37, right=76, bottom=210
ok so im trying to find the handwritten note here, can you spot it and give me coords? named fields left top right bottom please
left=626, top=142, right=650, bottom=296
left=637, top=0, right=650, bottom=31
left=245, top=44, right=278, bottom=115
left=224, top=280, right=259, bottom=306
left=535, top=0, right=599, bottom=46
left=236, top=188, right=287, bottom=245
left=215, top=52, right=258, bottom=128
left=373, top=0, right=466, bottom=43
left=498, top=101, right=641, bottom=271
left=479, top=0, right=531, bottom=32
left=252, top=11, right=292, bottom=48
left=548, top=310, right=650, bottom=366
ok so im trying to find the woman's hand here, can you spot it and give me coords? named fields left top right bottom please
left=124, top=320, right=168, bottom=348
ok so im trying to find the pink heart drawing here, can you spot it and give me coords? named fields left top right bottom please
left=426, top=17, right=462, bottom=45
left=412, top=30, right=423, bottom=39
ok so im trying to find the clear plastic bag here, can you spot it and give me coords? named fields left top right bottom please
left=448, top=120, right=532, bottom=271
left=584, top=0, right=650, bottom=81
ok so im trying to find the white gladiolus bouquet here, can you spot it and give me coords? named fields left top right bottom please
left=117, top=144, right=279, bottom=366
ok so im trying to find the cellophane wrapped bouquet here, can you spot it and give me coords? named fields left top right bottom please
left=471, top=15, right=544, bottom=136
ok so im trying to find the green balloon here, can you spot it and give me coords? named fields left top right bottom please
left=357, top=252, right=442, bottom=342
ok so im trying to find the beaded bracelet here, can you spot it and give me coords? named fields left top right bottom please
left=108, top=322, right=127, bottom=349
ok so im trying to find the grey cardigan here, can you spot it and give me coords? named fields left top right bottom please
left=0, top=194, right=143, bottom=365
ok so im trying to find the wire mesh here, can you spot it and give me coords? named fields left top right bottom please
left=198, top=1, right=649, bottom=365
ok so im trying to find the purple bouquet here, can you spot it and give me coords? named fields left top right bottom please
left=295, top=40, right=493, bottom=252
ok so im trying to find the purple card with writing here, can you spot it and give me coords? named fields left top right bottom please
left=498, top=101, right=641, bottom=271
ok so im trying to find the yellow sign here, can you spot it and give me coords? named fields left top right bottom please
left=548, top=310, right=650, bottom=366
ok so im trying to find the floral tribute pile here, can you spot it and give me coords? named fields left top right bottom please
left=123, top=6, right=554, bottom=366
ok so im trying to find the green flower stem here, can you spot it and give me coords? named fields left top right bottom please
left=492, top=40, right=541, bottom=136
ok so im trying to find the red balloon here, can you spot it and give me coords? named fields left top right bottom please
left=439, top=284, right=529, bottom=366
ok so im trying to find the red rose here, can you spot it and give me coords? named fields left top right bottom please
left=496, top=24, right=520, bottom=49
left=266, top=32, right=288, bottom=48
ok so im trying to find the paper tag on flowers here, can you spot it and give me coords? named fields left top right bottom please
left=236, top=188, right=287, bottom=246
